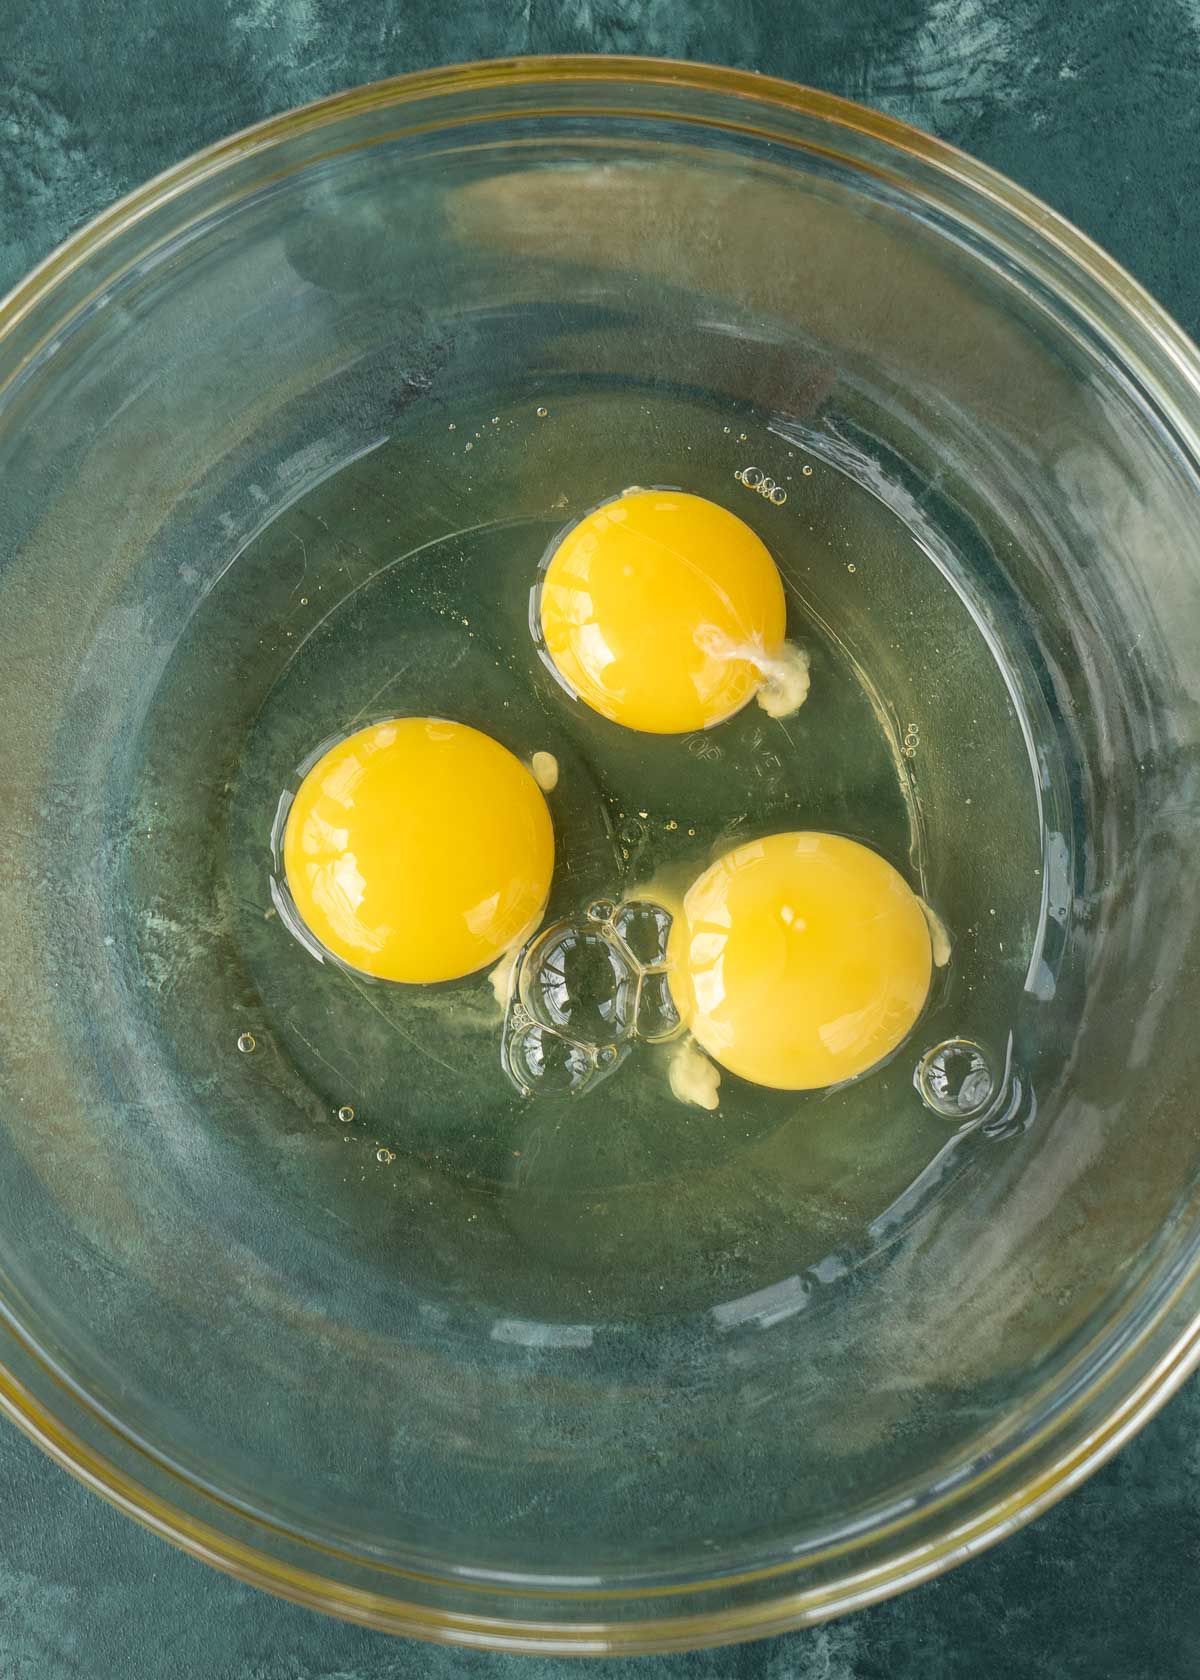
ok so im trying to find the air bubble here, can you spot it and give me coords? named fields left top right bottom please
left=612, top=900, right=672, bottom=967
left=505, top=1023, right=597, bottom=1097
left=536, top=406, right=548, bottom=418
left=740, top=466, right=764, bottom=489
left=916, top=1040, right=994, bottom=1118
left=635, top=970, right=681, bottom=1042
left=237, top=1032, right=256, bottom=1054
left=587, top=899, right=615, bottom=923
left=519, top=924, right=637, bottom=1044
left=337, top=1105, right=355, bottom=1123
left=376, top=1147, right=395, bottom=1164
left=768, top=486, right=787, bottom=505
left=802, top=464, right=814, bottom=477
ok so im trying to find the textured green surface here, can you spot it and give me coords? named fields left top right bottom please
left=4, top=2, right=1200, bottom=1675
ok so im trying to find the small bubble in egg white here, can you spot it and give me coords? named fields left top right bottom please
left=536, top=406, right=549, bottom=418
left=338, top=1105, right=355, bottom=1123
left=464, top=442, right=473, bottom=451
left=237, top=1032, right=256, bottom=1054
left=802, top=464, right=814, bottom=477
left=376, top=1147, right=395, bottom=1164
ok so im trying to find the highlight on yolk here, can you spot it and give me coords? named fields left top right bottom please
left=537, top=488, right=787, bottom=734
left=667, top=832, right=933, bottom=1091
left=282, top=717, right=554, bottom=985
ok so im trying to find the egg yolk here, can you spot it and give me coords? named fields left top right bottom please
left=667, top=832, right=932, bottom=1090
left=538, top=489, right=786, bottom=734
left=282, top=718, right=554, bottom=984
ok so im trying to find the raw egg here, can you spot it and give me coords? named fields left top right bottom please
left=537, top=488, right=787, bottom=733
left=667, top=832, right=932, bottom=1090
left=282, top=717, right=554, bottom=984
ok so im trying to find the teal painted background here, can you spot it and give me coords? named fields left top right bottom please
left=4, top=2, right=1200, bottom=1675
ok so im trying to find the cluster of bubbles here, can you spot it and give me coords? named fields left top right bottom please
left=734, top=465, right=787, bottom=506
left=502, top=900, right=680, bottom=1097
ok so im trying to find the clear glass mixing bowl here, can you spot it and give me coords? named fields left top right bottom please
left=2, top=57, right=1200, bottom=1653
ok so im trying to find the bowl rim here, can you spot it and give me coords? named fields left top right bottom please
left=3, top=52, right=1200, bottom=1653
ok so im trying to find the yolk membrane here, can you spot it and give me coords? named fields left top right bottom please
left=667, top=831, right=932, bottom=1090
left=282, top=717, right=554, bottom=984
left=538, top=488, right=787, bottom=734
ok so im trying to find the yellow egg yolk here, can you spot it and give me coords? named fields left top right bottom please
left=667, top=832, right=932, bottom=1090
left=538, top=489, right=786, bottom=734
left=282, top=718, right=554, bottom=984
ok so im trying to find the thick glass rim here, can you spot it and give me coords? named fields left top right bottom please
left=3, top=55, right=1200, bottom=1653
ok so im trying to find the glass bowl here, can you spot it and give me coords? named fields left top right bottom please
left=2, top=56, right=1200, bottom=1654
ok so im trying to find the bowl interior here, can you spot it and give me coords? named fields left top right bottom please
left=1, top=61, right=1199, bottom=1646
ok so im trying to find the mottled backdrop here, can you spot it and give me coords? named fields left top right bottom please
left=4, top=2, right=1200, bottom=1677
